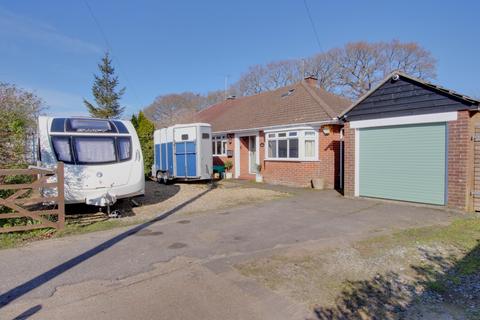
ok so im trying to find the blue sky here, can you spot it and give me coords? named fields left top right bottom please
left=1, top=0, right=479, bottom=118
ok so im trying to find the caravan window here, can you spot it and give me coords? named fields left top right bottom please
left=51, top=136, right=73, bottom=163
left=117, top=137, right=132, bottom=161
left=74, top=137, right=117, bottom=164
left=67, top=119, right=114, bottom=133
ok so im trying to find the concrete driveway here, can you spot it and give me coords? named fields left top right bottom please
left=0, top=185, right=454, bottom=319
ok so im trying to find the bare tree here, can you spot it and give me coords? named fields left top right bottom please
left=303, top=49, right=341, bottom=91
left=232, top=65, right=269, bottom=96
left=335, top=42, right=385, bottom=99
left=231, top=40, right=437, bottom=100
left=265, top=60, right=302, bottom=89
left=143, top=90, right=224, bottom=128
left=381, top=39, right=436, bottom=79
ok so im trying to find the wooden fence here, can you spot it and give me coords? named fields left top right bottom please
left=0, top=162, right=65, bottom=233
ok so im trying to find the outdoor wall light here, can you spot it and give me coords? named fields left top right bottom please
left=322, top=126, right=331, bottom=136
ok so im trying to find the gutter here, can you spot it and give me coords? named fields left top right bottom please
left=212, top=118, right=341, bottom=134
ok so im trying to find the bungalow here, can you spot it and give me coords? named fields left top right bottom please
left=341, top=71, right=480, bottom=212
left=197, top=76, right=350, bottom=188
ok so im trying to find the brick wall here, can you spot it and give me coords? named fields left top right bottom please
left=343, top=122, right=355, bottom=197
left=447, top=110, right=471, bottom=210
left=262, top=125, right=342, bottom=188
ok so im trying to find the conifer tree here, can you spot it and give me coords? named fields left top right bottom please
left=132, top=111, right=155, bottom=176
left=84, top=52, right=126, bottom=118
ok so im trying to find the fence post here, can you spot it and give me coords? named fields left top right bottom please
left=56, top=162, right=65, bottom=229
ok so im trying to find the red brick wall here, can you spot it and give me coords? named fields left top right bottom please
left=262, top=125, right=342, bottom=188
left=448, top=111, right=470, bottom=210
left=343, top=122, right=355, bottom=197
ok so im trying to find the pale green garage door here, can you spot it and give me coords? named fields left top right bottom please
left=359, top=122, right=446, bottom=205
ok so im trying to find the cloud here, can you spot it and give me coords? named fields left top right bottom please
left=0, top=7, right=102, bottom=54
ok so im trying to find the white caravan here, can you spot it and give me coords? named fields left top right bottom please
left=37, top=116, right=145, bottom=206
left=153, top=123, right=212, bottom=183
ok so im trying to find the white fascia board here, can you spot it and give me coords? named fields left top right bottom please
left=212, top=119, right=339, bottom=135
left=349, top=112, right=458, bottom=129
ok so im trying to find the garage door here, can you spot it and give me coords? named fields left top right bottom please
left=359, top=122, right=446, bottom=205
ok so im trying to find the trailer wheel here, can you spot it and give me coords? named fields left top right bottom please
left=162, top=172, right=171, bottom=185
left=156, top=171, right=163, bottom=183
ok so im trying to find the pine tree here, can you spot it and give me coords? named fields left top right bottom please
left=84, top=52, right=126, bottom=118
left=132, top=111, right=155, bottom=176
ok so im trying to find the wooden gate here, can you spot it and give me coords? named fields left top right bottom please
left=0, top=162, right=65, bottom=233
left=474, top=127, right=480, bottom=211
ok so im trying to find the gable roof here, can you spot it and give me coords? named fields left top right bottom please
left=197, top=80, right=351, bottom=132
left=341, top=71, right=480, bottom=120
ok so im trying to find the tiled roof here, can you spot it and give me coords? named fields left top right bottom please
left=196, top=80, right=351, bottom=132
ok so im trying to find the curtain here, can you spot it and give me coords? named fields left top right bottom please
left=52, top=137, right=72, bottom=162
left=74, top=137, right=116, bottom=163
left=118, top=137, right=131, bottom=161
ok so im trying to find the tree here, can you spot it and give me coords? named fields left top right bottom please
left=0, top=83, right=44, bottom=168
left=231, top=40, right=437, bottom=99
left=335, top=41, right=385, bottom=99
left=131, top=111, right=155, bottom=177
left=143, top=91, right=224, bottom=128
left=84, top=52, right=126, bottom=119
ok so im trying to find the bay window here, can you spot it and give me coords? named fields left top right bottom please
left=212, top=135, right=227, bottom=156
left=266, top=129, right=317, bottom=161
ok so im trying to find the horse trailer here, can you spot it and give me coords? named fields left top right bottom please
left=37, top=116, right=145, bottom=206
left=153, top=123, right=212, bottom=183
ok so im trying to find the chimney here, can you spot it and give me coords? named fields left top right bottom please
left=304, top=75, right=318, bottom=87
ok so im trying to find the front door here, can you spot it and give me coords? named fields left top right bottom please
left=249, top=136, right=257, bottom=174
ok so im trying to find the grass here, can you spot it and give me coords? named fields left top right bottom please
left=355, top=217, right=480, bottom=256
left=0, top=218, right=142, bottom=250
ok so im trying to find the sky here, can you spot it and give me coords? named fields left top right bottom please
left=0, top=0, right=479, bottom=118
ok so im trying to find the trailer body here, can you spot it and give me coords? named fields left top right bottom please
left=153, top=123, right=212, bottom=182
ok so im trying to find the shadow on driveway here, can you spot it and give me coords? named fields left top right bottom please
left=0, top=185, right=215, bottom=308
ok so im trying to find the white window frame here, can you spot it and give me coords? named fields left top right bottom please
left=265, top=128, right=319, bottom=162
left=212, top=135, right=227, bottom=156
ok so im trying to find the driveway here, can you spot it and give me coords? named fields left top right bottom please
left=0, top=185, right=454, bottom=319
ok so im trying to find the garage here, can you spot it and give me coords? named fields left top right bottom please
left=341, top=72, right=480, bottom=211
left=358, top=122, right=446, bottom=205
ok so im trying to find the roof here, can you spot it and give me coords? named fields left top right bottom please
left=196, top=80, right=351, bottom=132
left=340, top=71, right=480, bottom=119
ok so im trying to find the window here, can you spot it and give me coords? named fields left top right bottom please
left=68, top=119, right=113, bottom=133
left=117, top=137, right=132, bottom=161
left=113, top=121, right=129, bottom=134
left=212, top=135, right=227, bottom=155
left=266, top=130, right=318, bottom=161
left=268, top=140, right=277, bottom=157
left=52, top=136, right=73, bottom=163
left=74, top=137, right=117, bottom=164
left=304, top=131, right=316, bottom=159
left=181, top=134, right=189, bottom=141
left=202, top=133, right=210, bottom=139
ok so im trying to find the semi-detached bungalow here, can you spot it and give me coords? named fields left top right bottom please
left=341, top=71, right=480, bottom=212
left=196, top=76, right=350, bottom=188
